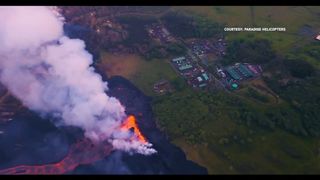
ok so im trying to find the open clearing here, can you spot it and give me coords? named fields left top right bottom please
left=98, top=52, right=178, bottom=96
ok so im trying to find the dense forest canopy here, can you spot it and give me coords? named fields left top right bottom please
left=283, top=59, right=315, bottom=78
left=223, top=39, right=276, bottom=65
left=161, top=12, right=224, bottom=39
left=154, top=38, right=320, bottom=146
left=116, top=16, right=155, bottom=46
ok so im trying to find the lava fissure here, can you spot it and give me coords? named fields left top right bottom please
left=0, top=115, right=149, bottom=174
left=0, top=138, right=113, bottom=174
left=120, top=115, right=147, bottom=144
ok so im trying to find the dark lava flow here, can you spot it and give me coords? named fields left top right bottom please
left=0, top=77, right=207, bottom=174
left=0, top=76, right=207, bottom=174
left=0, top=21, right=208, bottom=174
left=72, top=76, right=208, bottom=174
left=0, top=110, right=81, bottom=170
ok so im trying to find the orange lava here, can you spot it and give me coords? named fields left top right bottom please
left=120, top=115, right=147, bottom=143
left=0, top=115, right=148, bottom=174
left=0, top=138, right=113, bottom=175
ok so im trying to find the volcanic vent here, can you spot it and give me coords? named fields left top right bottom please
left=0, top=115, right=150, bottom=174
left=0, top=6, right=208, bottom=175
left=0, top=6, right=155, bottom=155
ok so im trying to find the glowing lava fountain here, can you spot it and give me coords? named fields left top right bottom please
left=120, top=115, right=147, bottom=144
left=0, top=115, right=149, bottom=174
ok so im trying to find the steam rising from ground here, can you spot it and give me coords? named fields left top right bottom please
left=0, top=6, right=156, bottom=155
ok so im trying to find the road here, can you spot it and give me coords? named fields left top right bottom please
left=177, top=37, right=227, bottom=91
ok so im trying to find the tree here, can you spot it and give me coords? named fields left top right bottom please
left=166, top=43, right=187, bottom=56
left=171, top=78, right=186, bottom=91
left=161, top=12, right=223, bottom=39
left=223, top=39, right=275, bottom=65
left=283, top=59, right=315, bottom=79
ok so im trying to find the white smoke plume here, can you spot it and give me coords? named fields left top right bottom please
left=0, top=6, right=156, bottom=155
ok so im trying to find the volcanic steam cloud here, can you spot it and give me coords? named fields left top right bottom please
left=0, top=6, right=156, bottom=155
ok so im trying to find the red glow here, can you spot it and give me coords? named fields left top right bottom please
left=0, top=138, right=113, bottom=174
left=120, top=115, right=147, bottom=143
left=0, top=115, right=148, bottom=174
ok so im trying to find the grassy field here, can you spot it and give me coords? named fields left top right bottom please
left=174, top=6, right=320, bottom=32
left=98, top=52, right=178, bottom=96
left=236, top=79, right=281, bottom=105
left=96, top=7, right=320, bottom=174
left=173, top=6, right=320, bottom=53
left=287, top=41, right=320, bottom=69
left=152, top=87, right=320, bottom=174
left=224, top=130, right=320, bottom=174
left=174, top=131, right=320, bottom=174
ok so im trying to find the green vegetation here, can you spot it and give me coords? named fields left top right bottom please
left=144, top=42, right=187, bottom=60
left=304, top=43, right=320, bottom=60
left=128, top=58, right=179, bottom=96
left=151, top=37, right=320, bottom=173
left=264, top=74, right=320, bottom=137
left=152, top=87, right=320, bottom=173
left=116, top=15, right=156, bottom=46
left=165, top=42, right=187, bottom=56
left=153, top=90, right=236, bottom=144
left=223, top=39, right=275, bottom=65
left=152, top=84, right=315, bottom=144
left=170, top=77, right=187, bottom=91
left=96, top=7, right=320, bottom=174
left=283, top=59, right=315, bottom=78
left=245, top=87, right=270, bottom=103
left=173, top=6, right=320, bottom=53
left=161, top=12, right=223, bottom=39
left=145, top=46, right=167, bottom=60
left=287, top=42, right=320, bottom=69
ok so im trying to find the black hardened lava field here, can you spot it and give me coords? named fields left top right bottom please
left=0, top=76, right=207, bottom=174
left=1, top=6, right=320, bottom=175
